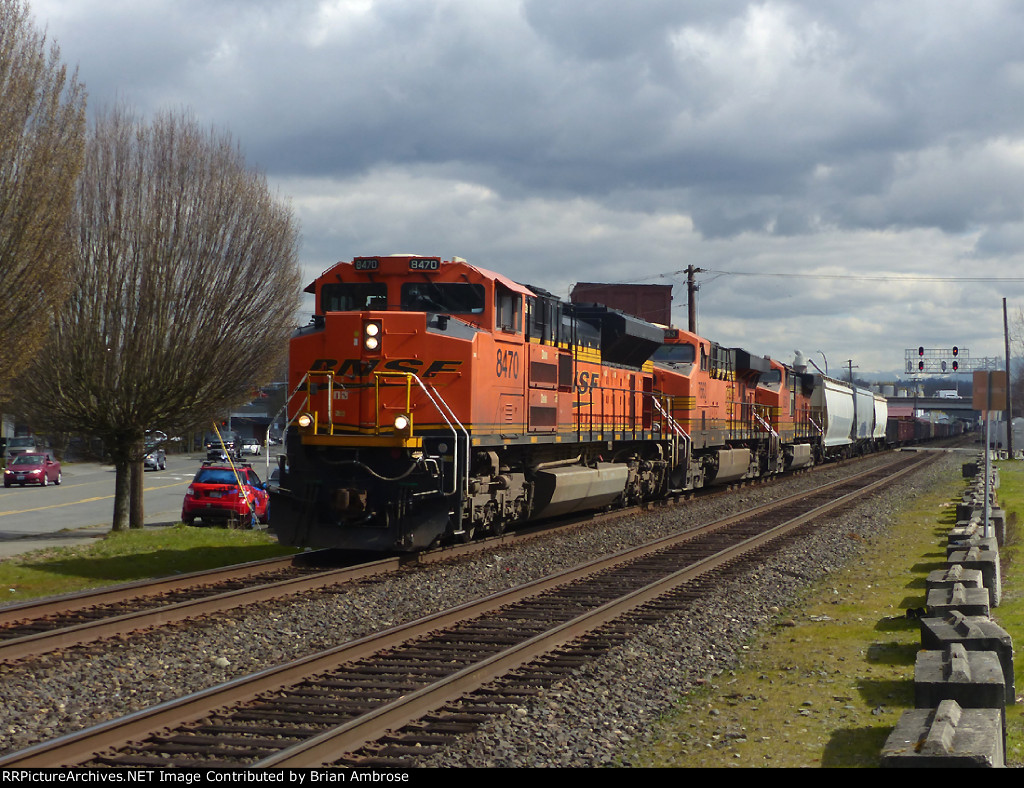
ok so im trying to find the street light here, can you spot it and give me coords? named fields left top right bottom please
left=816, top=350, right=828, bottom=376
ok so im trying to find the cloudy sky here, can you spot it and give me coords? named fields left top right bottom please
left=27, top=0, right=1024, bottom=377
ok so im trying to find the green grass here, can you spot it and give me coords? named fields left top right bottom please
left=629, top=456, right=1024, bottom=768
left=0, top=525, right=299, bottom=603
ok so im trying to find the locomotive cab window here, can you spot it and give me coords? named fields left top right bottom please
left=759, top=369, right=782, bottom=389
left=651, top=342, right=696, bottom=365
left=400, top=282, right=485, bottom=314
left=495, top=285, right=522, bottom=334
left=321, top=283, right=388, bottom=312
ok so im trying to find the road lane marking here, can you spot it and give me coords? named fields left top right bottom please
left=0, top=480, right=190, bottom=518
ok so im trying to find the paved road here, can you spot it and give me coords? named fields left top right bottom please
left=0, top=453, right=277, bottom=558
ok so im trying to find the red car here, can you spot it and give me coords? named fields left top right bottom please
left=181, top=462, right=268, bottom=527
left=3, top=452, right=62, bottom=487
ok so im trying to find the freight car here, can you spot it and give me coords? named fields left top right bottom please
left=269, top=254, right=885, bottom=552
left=794, top=352, right=888, bottom=460
left=886, top=413, right=967, bottom=446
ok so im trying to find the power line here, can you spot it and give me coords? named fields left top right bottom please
left=626, top=268, right=1024, bottom=284
left=708, top=269, right=1024, bottom=283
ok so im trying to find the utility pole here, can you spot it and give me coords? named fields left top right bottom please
left=686, top=265, right=703, bottom=333
left=1004, top=298, right=1013, bottom=456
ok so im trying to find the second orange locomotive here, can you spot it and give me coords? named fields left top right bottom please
left=271, top=254, right=818, bottom=551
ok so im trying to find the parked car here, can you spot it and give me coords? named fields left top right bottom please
left=4, top=436, right=49, bottom=464
left=3, top=452, right=61, bottom=487
left=143, top=430, right=168, bottom=470
left=205, top=432, right=242, bottom=461
left=243, top=439, right=262, bottom=456
left=181, top=462, right=268, bottom=527
left=144, top=446, right=167, bottom=471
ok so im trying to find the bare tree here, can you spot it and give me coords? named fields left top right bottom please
left=1011, top=306, right=1024, bottom=417
left=15, top=106, right=301, bottom=530
left=0, top=0, right=85, bottom=402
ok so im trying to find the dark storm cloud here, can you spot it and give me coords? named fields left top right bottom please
left=28, top=0, right=1024, bottom=374
left=35, top=0, right=1024, bottom=240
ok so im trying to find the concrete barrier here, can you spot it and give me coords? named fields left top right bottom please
left=882, top=700, right=1004, bottom=767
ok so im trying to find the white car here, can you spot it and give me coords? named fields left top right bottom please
left=243, top=440, right=262, bottom=456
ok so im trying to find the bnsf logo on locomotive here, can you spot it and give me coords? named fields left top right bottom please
left=308, top=358, right=463, bottom=379
left=408, top=258, right=440, bottom=270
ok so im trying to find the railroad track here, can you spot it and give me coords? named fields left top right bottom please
left=0, top=554, right=390, bottom=663
left=0, top=451, right=935, bottom=768
left=0, top=453, right=864, bottom=665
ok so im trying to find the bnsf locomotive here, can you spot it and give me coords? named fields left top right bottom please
left=269, top=254, right=889, bottom=552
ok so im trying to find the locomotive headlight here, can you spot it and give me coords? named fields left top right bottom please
left=297, top=412, right=313, bottom=429
left=394, top=413, right=411, bottom=433
left=363, top=320, right=382, bottom=351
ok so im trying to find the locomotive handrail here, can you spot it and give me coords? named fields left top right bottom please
left=279, top=371, right=313, bottom=437
left=752, top=409, right=778, bottom=439
left=646, top=393, right=691, bottom=471
left=419, top=379, right=471, bottom=497
left=372, top=371, right=470, bottom=498
left=282, top=370, right=351, bottom=438
left=268, top=370, right=326, bottom=474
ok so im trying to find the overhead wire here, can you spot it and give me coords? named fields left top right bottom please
left=619, top=268, right=1024, bottom=284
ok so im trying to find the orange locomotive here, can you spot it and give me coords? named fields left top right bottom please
left=648, top=329, right=819, bottom=491
left=270, top=254, right=816, bottom=552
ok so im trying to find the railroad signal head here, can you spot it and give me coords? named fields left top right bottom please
left=919, top=360, right=924, bottom=371
left=953, top=360, right=959, bottom=371
left=952, top=346, right=959, bottom=356
left=919, top=346, right=924, bottom=356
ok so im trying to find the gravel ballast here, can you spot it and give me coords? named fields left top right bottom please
left=0, top=451, right=960, bottom=765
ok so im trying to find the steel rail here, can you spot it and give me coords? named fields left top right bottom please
left=0, top=554, right=301, bottom=625
left=260, top=454, right=937, bottom=765
left=0, top=453, right=933, bottom=768
left=0, top=556, right=402, bottom=663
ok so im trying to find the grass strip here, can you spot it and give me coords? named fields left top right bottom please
left=631, top=456, right=1024, bottom=768
left=0, top=525, right=298, bottom=603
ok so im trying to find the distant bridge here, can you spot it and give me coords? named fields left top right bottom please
left=886, top=396, right=979, bottom=415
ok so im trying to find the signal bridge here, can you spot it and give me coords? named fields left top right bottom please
left=905, top=347, right=1000, bottom=375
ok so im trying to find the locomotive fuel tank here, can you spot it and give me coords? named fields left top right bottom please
left=531, top=463, right=630, bottom=519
